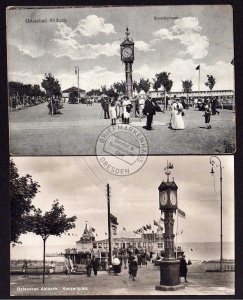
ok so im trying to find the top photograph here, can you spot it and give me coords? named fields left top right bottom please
left=7, top=5, right=235, bottom=156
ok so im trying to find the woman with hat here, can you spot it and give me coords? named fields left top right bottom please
left=122, top=96, right=133, bottom=124
left=179, top=254, right=188, bottom=282
left=171, top=98, right=185, bottom=130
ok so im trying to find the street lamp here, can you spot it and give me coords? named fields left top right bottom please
left=209, top=156, right=223, bottom=272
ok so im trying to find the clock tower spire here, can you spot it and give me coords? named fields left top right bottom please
left=120, top=28, right=134, bottom=99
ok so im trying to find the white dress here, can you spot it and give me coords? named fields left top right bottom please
left=109, top=105, right=117, bottom=119
left=171, top=102, right=185, bottom=129
left=123, top=99, right=131, bottom=119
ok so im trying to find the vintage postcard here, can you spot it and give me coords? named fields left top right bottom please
left=10, top=156, right=234, bottom=296
left=7, top=5, right=235, bottom=156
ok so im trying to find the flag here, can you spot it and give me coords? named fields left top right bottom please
left=105, top=232, right=107, bottom=235
left=91, top=227, right=95, bottom=232
left=168, top=162, right=173, bottom=169
left=143, top=226, right=147, bottom=231
left=96, top=234, right=98, bottom=236
left=133, top=230, right=137, bottom=234
left=110, top=214, right=119, bottom=225
left=123, top=227, right=126, bottom=231
left=147, top=224, right=151, bottom=230
left=231, top=58, right=234, bottom=65
left=178, top=208, right=186, bottom=218
left=189, top=248, right=194, bottom=252
left=154, top=220, right=159, bottom=226
left=196, top=65, right=200, bottom=70
left=181, top=230, right=183, bottom=234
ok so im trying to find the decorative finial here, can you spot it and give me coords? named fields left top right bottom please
left=125, top=27, right=130, bottom=40
left=164, top=161, right=174, bottom=182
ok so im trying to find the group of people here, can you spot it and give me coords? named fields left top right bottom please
left=111, top=250, right=139, bottom=281
left=100, top=95, right=133, bottom=125
left=9, top=95, right=46, bottom=111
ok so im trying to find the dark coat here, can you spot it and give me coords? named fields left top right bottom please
left=179, top=257, right=188, bottom=277
left=129, top=260, right=138, bottom=277
left=144, top=99, right=155, bottom=115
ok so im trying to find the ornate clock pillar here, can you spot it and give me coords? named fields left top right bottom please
left=155, top=162, right=185, bottom=291
left=120, top=27, right=134, bottom=99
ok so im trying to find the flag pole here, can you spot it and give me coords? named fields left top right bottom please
left=198, top=66, right=200, bottom=92
left=176, top=209, right=178, bottom=259
left=107, top=184, right=112, bottom=267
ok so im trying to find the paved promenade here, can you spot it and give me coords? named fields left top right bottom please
left=9, top=102, right=236, bottom=155
left=10, top=262, right=234, bottom=296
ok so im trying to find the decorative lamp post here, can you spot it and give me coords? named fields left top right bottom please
left=120, top=27, right=134, bottom=99
left=155, top=161, right=185, bottom=291
left=209, top=156, right=223, bottom=272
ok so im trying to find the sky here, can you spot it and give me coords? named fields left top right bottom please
left=6, top=5, right=234, bottom=93
left=11, top=155, right=234, bottom=255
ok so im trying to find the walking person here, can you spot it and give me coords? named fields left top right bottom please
left=112, top=255, right=120, bottom=276
left=211, top=97, right=219, bottom=115
left=143, top=92, right=155, bottom=130
left=64, top=256, right=73, bottom=276
left=129, top=256, right=138, bottom=281
left=123, top=253, right=128, bottom=269
left=171, top=98, right=185, bottom=130
left=85, top=255, right=92, bottom=277
left=122, top=96, right=133, bottom=124
left=138, top=96, right=145, bottom=119
left=101, top=96, right=110, bottom=119
left=203, top=104, right=212, bottom=129
left=179, top=255, right=188, bottom=283
left=91, top=256, right=99, bottom=277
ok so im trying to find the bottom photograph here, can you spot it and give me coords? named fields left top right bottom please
left=10, top=156, right=234, bottom=296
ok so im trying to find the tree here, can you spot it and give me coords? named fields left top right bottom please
left=205, top=75, right=216, bottom=96
left=139, top=78, right=151, bottom=93
left=29, top=200, right=77, bottom=283
left=133, top=81, right=141, bottom=94
left=155, top=72, right=173, bottom=110
left=41, top=73, right=62, bottom=98
left=182, top=80, right=193, bottom=105
left=152, top=78, right=161, bottom=99
left=10, top=160, right=40, bottom=244
left=113, top=81, right=126, bottom=95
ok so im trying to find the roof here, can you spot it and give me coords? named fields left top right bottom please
left=158, top=180, right=178, bottom=190
left=62, top=86, right=85, bottom=93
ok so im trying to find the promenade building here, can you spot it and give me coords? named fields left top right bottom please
left=64, top=223, right=165, bottom=264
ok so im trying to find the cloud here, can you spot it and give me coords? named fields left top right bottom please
left=52, top=22, right=120, bottom=60
left=152, top=28, right=175, bottom=40
left=152, top=17, right=209, bottom=60
left=171, top=17, right=202, bottom=33
left=75, top=15, right=116, bottom=37
left=135, top=41, right=155, bottom=52
left=51, top=39, right=120, bottom=60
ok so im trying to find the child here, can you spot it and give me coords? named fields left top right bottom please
left=203, top=104, right=211, bottom=129
left=109, top=101, right=117, bottom=125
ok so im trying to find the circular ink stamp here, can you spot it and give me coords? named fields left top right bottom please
left=96, top=124, right=148, bottom=176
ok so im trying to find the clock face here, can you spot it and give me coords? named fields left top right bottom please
left=160, top=191, right=168, bottom=206
left=122, top=47, right=133, bottom=58
left=170, top=191, right=177, bottom=205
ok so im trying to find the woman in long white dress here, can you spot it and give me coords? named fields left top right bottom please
left=171, top=99, right=185, bottom=130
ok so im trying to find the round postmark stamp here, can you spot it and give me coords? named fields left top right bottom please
left=96, top=124, right=148, bottom=176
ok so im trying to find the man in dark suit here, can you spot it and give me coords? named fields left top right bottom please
left=143, top=92, right=155, bottom=130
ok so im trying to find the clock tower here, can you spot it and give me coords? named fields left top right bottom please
left=120, top=27, right=134, bottom=99
left=155, top=162, right=185, bottom=291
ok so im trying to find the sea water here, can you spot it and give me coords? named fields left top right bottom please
left=180, top=242, right=234, bottom=262
left=10, top=242, right=234, bottom=262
